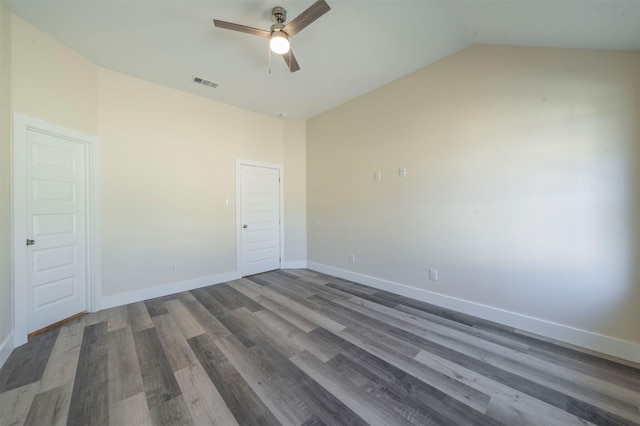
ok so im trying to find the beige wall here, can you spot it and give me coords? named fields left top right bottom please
left=99, top=68, right=300, bottom=296
left=637, top=57, right=640, bottom=333
left=307, top=45, right=640, bottom=345
left=283, top=119, right=307, bottom=265
left=11, top=16, right=98, bottom=135
left=8, top=16, right=307, bottom=304
left=0, top=0, right=12, bottom=350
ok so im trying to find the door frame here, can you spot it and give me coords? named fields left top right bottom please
left=12, top=113, right=102, bottom=347
left=235, top=159, right=284, bottom=277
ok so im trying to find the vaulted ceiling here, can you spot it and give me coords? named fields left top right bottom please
left=7, top=1, right=640, bottom=119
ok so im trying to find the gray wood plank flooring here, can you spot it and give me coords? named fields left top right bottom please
left=1, top=269, right=639, bottom=425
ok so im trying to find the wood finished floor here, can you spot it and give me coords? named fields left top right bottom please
left=1, top=269, right=639, bottom=426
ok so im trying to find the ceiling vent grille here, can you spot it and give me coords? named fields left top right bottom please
left=192, top=76, right=218, bottom=88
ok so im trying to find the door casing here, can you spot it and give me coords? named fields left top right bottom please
left=236, top=159, right=284, bottom=277
left=12, top=113, right=101, bottom=346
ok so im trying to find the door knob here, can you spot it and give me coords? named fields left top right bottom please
left=243, top=225, right=248, bottom=229
left=26, top=239, right=35, bottom=246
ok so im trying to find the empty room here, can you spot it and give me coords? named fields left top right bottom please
left=0, top=0, right=639, bottom=425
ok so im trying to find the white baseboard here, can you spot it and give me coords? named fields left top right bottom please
left=282, top=260, right=307, bottom=269
left=101, top=271, right=241, bottom=310
left=0, top=332, right=14, bottom=369
left=307, top=262, right=640, bottom=364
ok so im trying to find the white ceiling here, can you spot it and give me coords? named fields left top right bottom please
left=7, top=0, right=640, bottom=119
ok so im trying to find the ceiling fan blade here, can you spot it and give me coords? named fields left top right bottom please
left=282, top=49, right=300, bottom=73
left=213, top=19, right=271, bottom=38
left=282, top=0, right=331, bottom=37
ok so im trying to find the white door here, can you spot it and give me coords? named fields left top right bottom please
left=26, top=129, right=87, bottom=333
left=240, top=164, right=281, bottom=276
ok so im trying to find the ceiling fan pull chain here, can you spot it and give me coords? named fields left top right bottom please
left=268, top=45, right=272, bottom=74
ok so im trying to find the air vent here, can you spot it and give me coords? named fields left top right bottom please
left=192, top=76, right=218, bottom=88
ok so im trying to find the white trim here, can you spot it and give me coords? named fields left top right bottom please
left=307, top=262, right=640, bottom=363
left=235, top=159, right=285, bottom=277
left=12, top=113, right=101, bottom=348
left=0, top=332, right=13, bottom=369
left=86, top=132, right=102, bottom=313
left=282, top=260, right=307, bottom=269
left=13, top=113, right=27, bottom=348
left=101, top=271, right=240, bottom=309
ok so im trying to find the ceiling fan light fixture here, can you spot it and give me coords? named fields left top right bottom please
left=270, top=31, right=290, bottom=54
left=213, top=0, right=331, bottom=72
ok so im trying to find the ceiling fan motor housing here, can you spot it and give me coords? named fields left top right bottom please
left=272, top=7, right=286, bottom=24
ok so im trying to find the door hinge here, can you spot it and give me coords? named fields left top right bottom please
left=26, top=239, right=35, bottom=246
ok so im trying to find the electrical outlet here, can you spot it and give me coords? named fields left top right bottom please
left=429, top=269, right=438, bottom=281
left=170, top=264, right=177, bottom=273
left=349, top=254, right=356, bottom=263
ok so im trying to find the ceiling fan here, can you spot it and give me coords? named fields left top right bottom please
left=213, top=0, right=331, bottom=73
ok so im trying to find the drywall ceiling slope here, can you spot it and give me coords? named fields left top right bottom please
left=7, top=0, right=640, bottom=119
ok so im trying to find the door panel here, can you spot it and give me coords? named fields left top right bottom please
left=32, top=245, right=76, bottom=273
left=33, top=277, right=77, bottom=310
left=27, top=129, right=87, bottom=332
left=32, top=214, right=76, bottom=237
left=240, top=165, right=281, bottom=276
